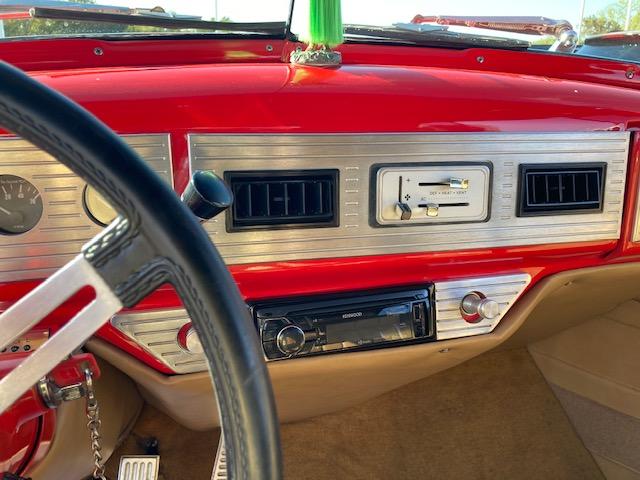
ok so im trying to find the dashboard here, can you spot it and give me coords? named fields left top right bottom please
left=4, top=35, right=640, bottom=479
left=4, top=42, right=640, bottom=477
left=3, top=131, right=627, bottom=278
left=2, top=47, right=640, bottom=380
left=0, top=128, right=632, bottom=373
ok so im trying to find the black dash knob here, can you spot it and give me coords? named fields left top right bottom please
left=181, top=170, right=233, bottom=222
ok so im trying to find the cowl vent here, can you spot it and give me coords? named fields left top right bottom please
left=226, top=170, right=338, bottom=230
left=517, top=163, right=606, bottom=216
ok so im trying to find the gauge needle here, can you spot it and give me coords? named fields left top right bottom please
left=0, top=206, right=12, bottom=215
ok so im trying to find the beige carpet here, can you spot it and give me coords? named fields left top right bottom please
left=106, top=348, right=602, bottom=479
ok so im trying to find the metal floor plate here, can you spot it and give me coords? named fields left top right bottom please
left=117, top=455, right=160, bottom=480
left=211, top=436, right=227, bottom=480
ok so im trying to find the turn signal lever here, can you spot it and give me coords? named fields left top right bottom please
left=181, top=170, right=233, bottom=222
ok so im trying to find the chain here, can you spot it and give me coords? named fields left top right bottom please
left=84, top=368, right=107, bottom=480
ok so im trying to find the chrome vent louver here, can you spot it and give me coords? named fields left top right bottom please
left=518, top=163, right=606, bottom=216
left=226, top=170, right=338, bottom=230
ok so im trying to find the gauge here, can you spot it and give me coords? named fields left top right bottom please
left=0, top=175, right=43, bottom=235
left=83, top=184, right=117, bottom=226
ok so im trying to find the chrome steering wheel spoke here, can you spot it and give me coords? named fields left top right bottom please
left=0, top=213, right=168, bottom=415
left=0, top=254, right=122, bottom=413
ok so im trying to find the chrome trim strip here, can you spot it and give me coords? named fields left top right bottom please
left=434, top=273, right=531, bottom=339
left=0, top=134, right=173, bottom=282
left=188, top=132, right=629, bottom=265
left=633, top=178, right=640, bottom=243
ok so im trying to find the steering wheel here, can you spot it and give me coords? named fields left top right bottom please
left=0, top=61, right=282, bottom=479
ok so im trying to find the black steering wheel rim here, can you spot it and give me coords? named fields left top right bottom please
left=0, top=61, right=282, bottom=479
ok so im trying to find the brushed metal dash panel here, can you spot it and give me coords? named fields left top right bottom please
left=434, top=273, right=531, bottom=339
left=0, top=134, right=172, bottom=282
left=111, top=272, right=531, bottom=374
left=189, top=132, right=629, bottom=265
left=110, top=309, right=204, bottom=374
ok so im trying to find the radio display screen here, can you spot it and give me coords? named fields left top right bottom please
left=323, top=302, right=414, bottom=346
left=254, top=285, right=434, bottom=360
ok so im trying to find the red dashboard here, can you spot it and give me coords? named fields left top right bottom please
left=1, top=39, right=640, bottom=373
left=2, top=36, right=640, bottom=473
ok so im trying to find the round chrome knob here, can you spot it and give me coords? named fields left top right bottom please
left=177, top=324, right=204, bottom=354
left=276, top=325, right=306, bottom=356
left=461, top=292, right=500, bottom=322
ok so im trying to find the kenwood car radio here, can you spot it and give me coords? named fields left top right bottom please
left=253, top=286, right=435, bottom=360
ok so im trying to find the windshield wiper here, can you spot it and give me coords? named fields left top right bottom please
left=0, top=1, right=286, bottom=35
left=410, top=15, right=578, bottom=53
left=343, top=24, right=530, bottom=50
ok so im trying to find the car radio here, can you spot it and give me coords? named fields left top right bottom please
left=252, top=286, right=435, bottom=360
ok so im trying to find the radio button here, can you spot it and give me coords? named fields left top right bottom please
left=276, top=325, right=306, bottom=356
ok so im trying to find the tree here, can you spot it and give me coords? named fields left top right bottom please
left=581, top=15, right=623, bottom=37
left=4, top=19, right=130, bottom=37
left=3, top=0, right=128, bottom=37
left=1, top=0, right=219, bottom=38
left=580, top=0, right=640, bottom=38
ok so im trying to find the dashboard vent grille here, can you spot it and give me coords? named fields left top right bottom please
left=226, top=170, right=339, bottom=230
left=518, top=163, right=606, bottom=216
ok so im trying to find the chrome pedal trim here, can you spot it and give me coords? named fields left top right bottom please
left=117, top=455, right=160, bottom=480
left=189, top=132, right=629, bottom=264
left=212, top=436, right=227, bottom=480
left=434, top=273, right=531, bottom=339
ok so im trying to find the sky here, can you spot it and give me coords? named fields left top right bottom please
left=102, top=0, right=621, bottom=36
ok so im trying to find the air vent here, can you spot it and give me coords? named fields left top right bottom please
left=226, top=170, right=339, bottom=230
left=517, top=163, right=606, bottom=216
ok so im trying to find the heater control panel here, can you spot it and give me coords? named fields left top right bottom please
left=373, top=163, right=492, bottom=226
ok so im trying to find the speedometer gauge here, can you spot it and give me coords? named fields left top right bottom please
left=0, top=175, right=43, bottom=235
left=83, top=184, right=117, bottom=226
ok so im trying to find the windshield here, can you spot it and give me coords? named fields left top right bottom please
left=4, top=0, right=640, bottom=64
left=289, top=0, right=640, bottom=62
left=0, top=0, right=291, bottom=38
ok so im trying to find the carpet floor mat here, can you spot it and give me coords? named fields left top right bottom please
left=105, top=348, right=602, bottom=480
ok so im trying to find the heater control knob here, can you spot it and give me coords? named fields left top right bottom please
left=461, top=292, right=500, bottom=323
left=177, top=324, right=204, bottom=354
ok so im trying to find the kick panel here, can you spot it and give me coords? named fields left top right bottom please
left=374, top=163, right=491, bottom=225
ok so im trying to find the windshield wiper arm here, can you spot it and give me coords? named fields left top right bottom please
left=411, top=15, right=578, bottom=53
left=0, top=1, right=286, bottom=35
left=343, top=24, right=530, bottom=50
